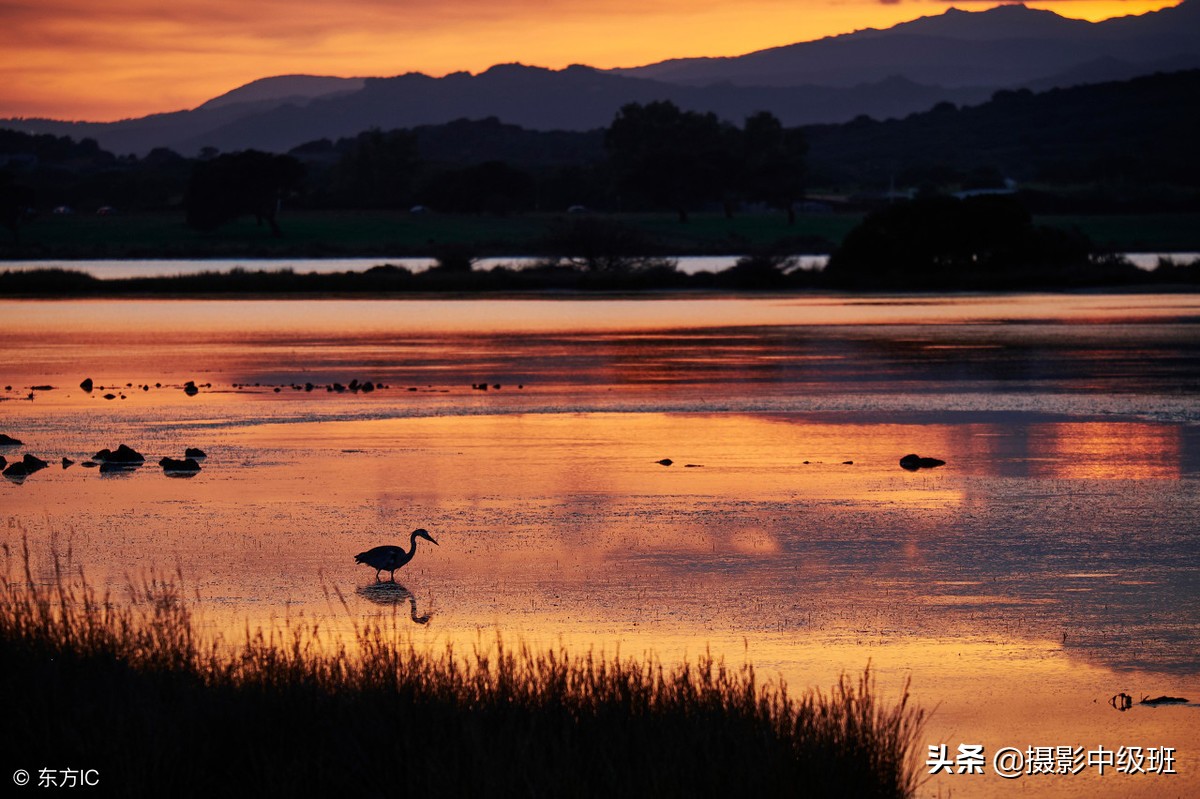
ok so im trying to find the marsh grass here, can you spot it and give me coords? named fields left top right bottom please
left=1, top=542, right=925, bottom=797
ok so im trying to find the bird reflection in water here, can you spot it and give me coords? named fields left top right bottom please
left=356, top=581, right=433, bottom=625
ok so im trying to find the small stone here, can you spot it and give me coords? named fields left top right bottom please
left=159, top=457, right=201, bottom=473
left=22, top=453, right=49, bottom=471
left=899, top=454, right=946, bottom=471
left=94, top=444, right=145, bottom=463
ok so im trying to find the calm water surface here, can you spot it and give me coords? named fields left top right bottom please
left=0, top=253, right=1191, bottom=278
left=2, top=294, right=1199, bottom=798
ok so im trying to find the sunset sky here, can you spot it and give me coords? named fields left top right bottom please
left=0, top=0, right=1178, bottom=121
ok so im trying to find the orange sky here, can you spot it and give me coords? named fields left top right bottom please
left=0, top=0, right=1180, bottom=121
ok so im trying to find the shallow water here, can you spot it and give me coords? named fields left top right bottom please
left=2, top=293, right=1199, bottom=797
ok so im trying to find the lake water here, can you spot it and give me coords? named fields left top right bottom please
left=2, top=294, right=1198, bottom=797
left=0, top=253, right=1191, bottom=278
left=0, top=255, right=830, bottom=278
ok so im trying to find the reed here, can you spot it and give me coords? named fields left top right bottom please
left=1, top=542, right=925, bottom=797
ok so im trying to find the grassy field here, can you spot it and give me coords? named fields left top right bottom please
left=1, top=545, right=927, bottom=797
left=4, top=208, right=1197, bottom=262
left=1033, top=213, right=1200, bottom=253
left=2, top=209, right=855, bottom=260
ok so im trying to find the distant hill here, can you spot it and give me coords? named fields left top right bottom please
left=1, top=66, right=994, bottom=156
left=195, top=75, right=365, bottom=111
left=1, top=2, right=1196, bottom=157
left=613, top=1, right=1200, bottom=88
left=805, top=69, right=1200, bottom=192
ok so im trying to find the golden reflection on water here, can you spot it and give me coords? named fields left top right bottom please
left=1030, top=422, right=1182, bottom=480
left=4, top=293, right=1200, bottom=338
left=3, top=296, right=1199, bottom=798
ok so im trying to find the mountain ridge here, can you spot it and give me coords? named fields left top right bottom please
left=2, top=2, right=1196, bottom=157
left=612, top=1, right=1199, bottom=86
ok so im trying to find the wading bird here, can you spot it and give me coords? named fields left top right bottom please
left=355, top=528, right=439, bottom=581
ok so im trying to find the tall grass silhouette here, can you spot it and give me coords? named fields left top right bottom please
left=1, top=540, right=926, bottom=797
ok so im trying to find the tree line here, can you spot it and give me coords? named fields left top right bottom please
left=1, top=101, right=806, bottom=235
left=5, top=67, right=1199, bottom=239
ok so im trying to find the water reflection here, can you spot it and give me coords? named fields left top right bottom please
left=3, top=295, right=1199, bottom=799
left=356, top=581, right=433, bottom=625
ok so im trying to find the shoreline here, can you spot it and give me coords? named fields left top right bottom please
left=2, top=267, right=1199, bottom=298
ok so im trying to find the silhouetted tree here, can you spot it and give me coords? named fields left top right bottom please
left=605, top=101, right=732, bottom=222
left=719, top=250, right=802, bottom=289
left=540, top=216, right=675, bottom=273
left=418, top=161, right=536, bottom=214
left=330, top=129, right=418, bottom=208
left=741, top=112, right=807, bottom=224
left=825, top=195, right=1109, bottom=288
left=0, top=180, right=36, bottom=243
left=185, top=151, right=304, bottom=235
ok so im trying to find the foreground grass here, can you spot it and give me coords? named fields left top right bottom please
left=4, top=209, right=1199, bottom=261
left=2, top=210, right=854, bottom=260
left=1, top=548, right=925, bottom=798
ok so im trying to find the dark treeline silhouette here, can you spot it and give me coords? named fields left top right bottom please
left=0, top=108, right=800, bottom=228
left=806, top=70, right=1200, bottom=210
left=3, top=71, right=1199, bottom=229
left=824, top=195, right=1156, bottom=289
left=186, top=151, right=305, bottom=235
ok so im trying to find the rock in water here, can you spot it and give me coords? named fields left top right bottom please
left=22, top=453, right=49, bottom=472
left=899, top=453, right=946, bottom=471
left=94, top=444, right=146, bottom=463
left=159, top=457, right=202, bottom=473
left=184, top=447, right=207, bottom=459
left=0, top=434, right=23, bottom=446
left=80, top=378, right=94, bottom=392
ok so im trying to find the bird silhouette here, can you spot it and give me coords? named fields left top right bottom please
left=355, top=528, right=438, bottom=581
